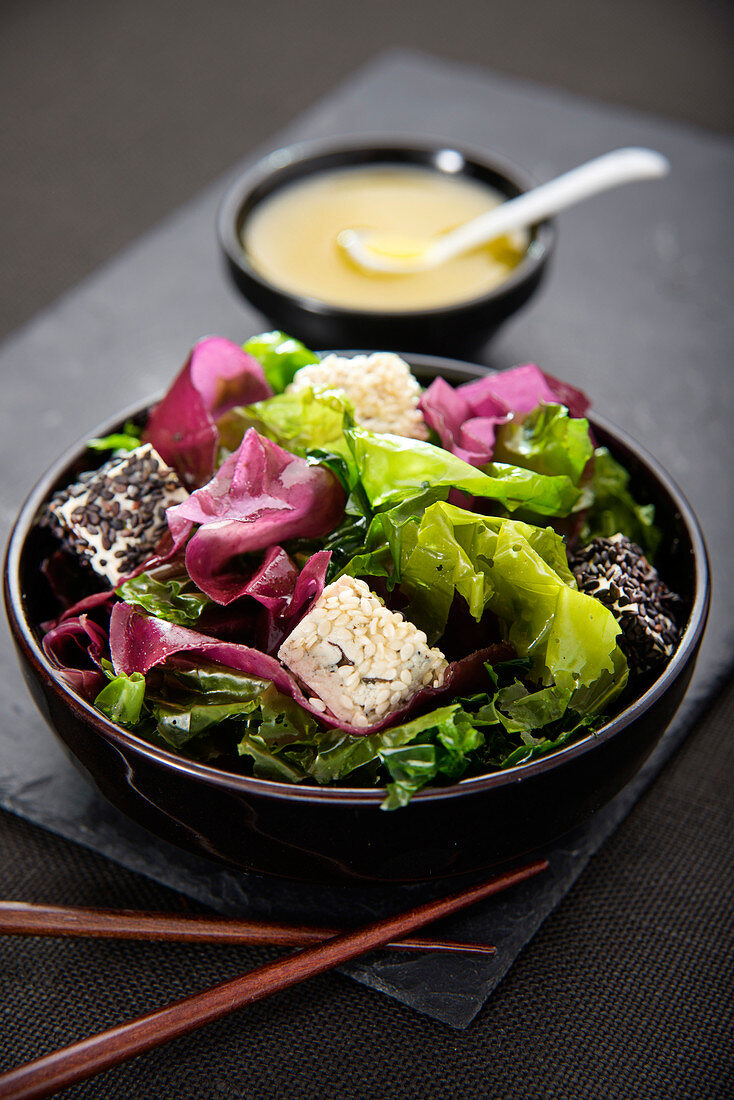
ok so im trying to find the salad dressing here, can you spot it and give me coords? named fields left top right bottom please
left=242, top=165, right=528, bottom=311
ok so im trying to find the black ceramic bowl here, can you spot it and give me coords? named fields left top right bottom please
left=4, top=355, right=709, bottom=886
left=217, top=140, right=555, bottom=357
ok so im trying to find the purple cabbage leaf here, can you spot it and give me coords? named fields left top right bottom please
left=42, top=613, right=110, bottom=697
left=145, top=336, right=273, bottom=489
left=165, top=429, right=346, bottom=604
left=420, top=363, right=590, bottom=468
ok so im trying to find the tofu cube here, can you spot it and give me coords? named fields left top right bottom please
left=278, top=576, right=447, bottom=728
left=288, top=352, right=428, bottom=440
left=47, top=443, right=188, bottom=586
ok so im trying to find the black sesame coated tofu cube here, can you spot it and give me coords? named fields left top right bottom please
left=46, top=443, right=188, bottom=586
left=571, top=533, right=680, bottom=674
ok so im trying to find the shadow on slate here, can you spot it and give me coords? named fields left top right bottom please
left=1, top=52, right=733, bottom=1028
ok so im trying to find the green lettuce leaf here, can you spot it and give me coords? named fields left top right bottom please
left=344, top=500, right=626, bottom=715
left=338, top=491, right=433, bottom=587
left=117, top=572, right=211, bottom=626
left=237, top=684, right=325, bottom=782
left=493, top=403, right=593, bottom=484
left=307, top=703, right=483, bottom=809
left=87, top=420, right=143, bottom=453
left=94, top=672, right=146, bottom=726
left=157, top=662, right=271, bottom=701
left=243, top=331, right=318, bottom=393
left=581, top=446, right=660, bottom=556
left=379, top=745, right=442, bottom=809
left=472, top=676, right=596, bottom=768
left=345, top=427, right=581, bottom=516
left=153, top=698, right=259, bottom=749
left=346, top=502, right=573, bottom=635
left=238, top=684, right=335, bottom=782
left=494, top=680, right=574, bottom=733
left=217, top=386, right=355, bottom=466
left=144, top=663, right=270, bottom=749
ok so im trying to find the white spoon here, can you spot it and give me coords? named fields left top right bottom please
left=337, top=147, right=670, bottom=274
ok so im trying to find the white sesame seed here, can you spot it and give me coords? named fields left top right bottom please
left=311, top=640, right=340, bottom=665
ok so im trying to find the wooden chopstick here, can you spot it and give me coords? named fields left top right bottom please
left=0, top=859, right=546, bottom=1100
left=0, top=900, right=496, bottom=956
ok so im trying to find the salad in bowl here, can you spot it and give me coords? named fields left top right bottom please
left=33, top=331, right=685, bottom=812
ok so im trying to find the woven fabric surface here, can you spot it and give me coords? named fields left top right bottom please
left=1, top=677, right=731, bottom=1099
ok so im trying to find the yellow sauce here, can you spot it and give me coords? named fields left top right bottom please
left=242, top=165, right=528, bottom=311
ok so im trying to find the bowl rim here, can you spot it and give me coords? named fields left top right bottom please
left=216, top=135, right=556, bottom=320
left=4, top=352, right=710, bottom=807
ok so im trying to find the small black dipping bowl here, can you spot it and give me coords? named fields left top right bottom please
left=4, top=355, right=709, bottom=886
left=217, top=140, right=555, bottom=357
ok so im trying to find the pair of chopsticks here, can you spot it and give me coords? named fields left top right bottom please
left=0, top=858, right=547, bottom=1100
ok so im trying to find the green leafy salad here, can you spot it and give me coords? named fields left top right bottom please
left=40, top=331, right=680, bottom=808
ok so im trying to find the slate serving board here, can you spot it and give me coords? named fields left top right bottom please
left=1, top=51, right=733, bottom=1028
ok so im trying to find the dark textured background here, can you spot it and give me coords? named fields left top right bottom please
left=2, top=0, right=733, bottom=342
left=1, top=2, right=733, bottom=1096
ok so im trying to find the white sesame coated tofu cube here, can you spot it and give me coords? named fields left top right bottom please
left=288, top=352, right=428, bottom=440
left=278, top=576, right=447, bottom=727
left=47, top=443, right=188, bottom=586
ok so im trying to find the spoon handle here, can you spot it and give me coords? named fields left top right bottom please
left=435, top=147, right=669, bottom=259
